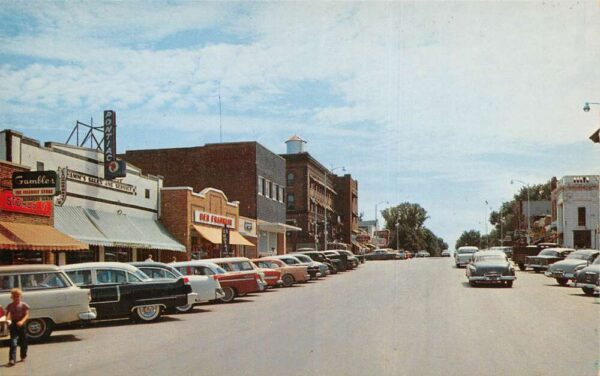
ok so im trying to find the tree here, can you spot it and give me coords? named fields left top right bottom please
left=455, top=230, right=481, bottom=249
left=382, top=202, right=446, bottom=253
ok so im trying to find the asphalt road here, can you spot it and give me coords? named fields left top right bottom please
left=1, top=258, right=598, bottom=376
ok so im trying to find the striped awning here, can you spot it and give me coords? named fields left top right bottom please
left=0, top=221, right=88, bottom=251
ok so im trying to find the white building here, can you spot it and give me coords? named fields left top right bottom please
left=0, top=129, right=185, bottom=264
left=553, top=175, right=600, bottom=249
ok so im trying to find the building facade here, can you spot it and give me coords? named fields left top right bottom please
left=124, top=142, right=294, bottom=257
left=552, top=175, right=600, bottom=249
left=0, top=129, right=185, bottom=264
left=160, top=187, right=255, bottom=260
left=281, top=136, right=358, bottom=251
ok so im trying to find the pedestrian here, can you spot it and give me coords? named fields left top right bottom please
left=271, top=247, right=276, bottom=254
left=6, top=288, right=29, bottom=366
left=145, top=254, right=153, bottom=262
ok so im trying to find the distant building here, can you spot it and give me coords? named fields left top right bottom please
left=552, top=175, right=600, bottom=248
left=281, top=135, right=358, bottom=251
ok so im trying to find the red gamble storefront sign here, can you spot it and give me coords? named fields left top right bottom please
left=0, top=191, right=52, bottom=217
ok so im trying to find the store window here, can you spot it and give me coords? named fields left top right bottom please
left=287, top=194, right=295, bottom=209
left=145, top=189, right=150, bottom=199
left=258, top=177, right=265, bottom=196
left=267, top=181, right=273, bottom=198
left=275, top=184, right=280, bottom=201
left=287, top=172, right=294, bottom=186
left=36, top=161, right=44, bottom=171
left=279, top=187, right=285, bottom=203
left=66, top=249, right=97, bottom=264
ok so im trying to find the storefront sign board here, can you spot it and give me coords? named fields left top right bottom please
left=0, top=191, right=52, bottom=217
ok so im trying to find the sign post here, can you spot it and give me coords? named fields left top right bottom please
left=221, top=226, right=230, bottom=257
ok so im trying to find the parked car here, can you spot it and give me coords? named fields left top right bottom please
left=525, top=248, right=574, bottom=273
left=290, top=253, right=330, bottom=277
left=336, top=250, right=360, bottom=268
left=248, top=261, right=282, bottom=288
left=271, top=255, right=322, bottom=280
left=323, top=250, right=351, bottom=271
left=466, top=250, right=516, bottom=287
left=61, top=262, right=193, bottom=322
left=296, top=250, right=339, bottom=274
left=455, top=246, right=479, bottom=267
left=489, top=246, right=513, bottom=259
left=544, top=249, right=599, bottom=286
left=130, top=261, right=225, bottom=311
left=365, top=249, right=397, bottom=261
left=253, top=258, right=310, bottom=287
left=441, top=250, right=451, bottom=257
left=415, top=251, right=431, bottom=258
left=206, top=257, right=268, bottom=292
left=172, top=260, right=263, bottom=303
left=512, top=243, right=559, bottom=270
left=0, top=265, right=96, bottom=340
left=571, top=252, right=600, bottom=295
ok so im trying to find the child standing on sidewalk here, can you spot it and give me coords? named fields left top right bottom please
left=6, top=288, right=29, bottom=366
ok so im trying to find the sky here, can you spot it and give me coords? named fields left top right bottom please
left=1, top=1, right=599, bottom=249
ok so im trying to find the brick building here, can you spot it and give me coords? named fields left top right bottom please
left=124, top=142, right=296, bottom=256
left=281, top=136, right=358, bottom=251
left=161, top=187, right=255, bottom=259
left=0, top=160, right=87, bottom=265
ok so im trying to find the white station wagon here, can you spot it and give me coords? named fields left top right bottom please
left=0, top=264, right=96, bottom=340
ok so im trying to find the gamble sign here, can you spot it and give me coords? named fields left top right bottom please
left=12, top=171, right=59, bottom=197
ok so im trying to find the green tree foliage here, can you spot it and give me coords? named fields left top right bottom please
left=382, top=202, right=447, bottom=255
left=455, top=230, right=481, bottom=249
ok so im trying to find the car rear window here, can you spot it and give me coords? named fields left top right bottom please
left=20, top=272, right=70, bottom=290
left=66, top=270, right=92, bottom=286
left=0, top=275, right=17, bottom=292
left=96, top=269, right=127, bottom=284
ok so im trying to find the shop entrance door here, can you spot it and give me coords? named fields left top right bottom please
left=573, top=230, right=591, bottom=248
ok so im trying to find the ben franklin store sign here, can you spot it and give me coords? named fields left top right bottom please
left=12, top=171, right=59, bottom=197
left=193, top=210, right=235, bottom=229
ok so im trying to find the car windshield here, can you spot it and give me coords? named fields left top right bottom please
left=132, top=269, right=152, bottom=281
left=539, top=249, right=558, bottom=256
left=294, top=255, right=312, bottom=263
left=566, top=252, right=592, bottom=261
left=458, top=249, right=477, bottom=254
left=282, top=258, right=299, bottom=265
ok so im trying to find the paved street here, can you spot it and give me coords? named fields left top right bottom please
left=1, top=259, right=598, bottom=376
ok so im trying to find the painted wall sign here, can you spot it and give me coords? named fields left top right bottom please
left=12, top=171, right=59, bottom=197
left=67, top=169, right=136, bottom=195
left=103, top=110, right=127, bottom=180
left=193, top=210, right=235, bottom=228
left=0, top=191, right=52, bottom=217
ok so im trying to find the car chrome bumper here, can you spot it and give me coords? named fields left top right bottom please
left=78, top=308, right=97, bottom=321
left=187, top=293, right=198, bottom=305
left=469, top=276, right=516, bottom=282
left=526, top=264, right=547, bottom=270
left=575, top=282, right=597, bottom=289
left=215, top=288, right=225, bottom=299
left=544, top=271, right=574, bottom=279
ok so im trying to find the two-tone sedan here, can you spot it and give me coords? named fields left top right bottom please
left=466, top=250, right=516, bottom=288
left=545, top=249, right=600, bottom=286
left=455, top=246, right=478, bottom=268
left=574, top=255, right=600, bottom=296
left=525, top=248, right=574, bottom=273
left=254, top=258, right=310, bottom=287
left=271, top=255, right=322, bottom=280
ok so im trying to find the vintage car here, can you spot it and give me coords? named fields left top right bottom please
left=271, top=255, right=322, bottom=280
left=296, top=250, right=339, bottom=274
left=489, top=246, right=513, bottom=259
left=61, top=262, right=194, bottom=322
left=336, top=250, right=360, bottom=268
left=525, top=248, right=574, bottom=273
left=247, top=261, right=282, bottom=288
left=466, top=250, right=516, bottom=287
left=512, top=243, right=559, bottom=270
left=323, top=250, right=352, bottom=271
left=441, top=250, right=451, bottom=257
left=365, top=249, right=396, bottom=261
left=172, top=260, right=263, bottom=303
left=205, top=257, right=268, bottom=292
left=544, top=249, right=599, bottom=286
left=130, top=261, right=225, bottom=311
left=574, top=255, right=600, bottom=296
left=415, top=251, right=431, bottom=258
left=253, top=258, right=309, bottom=287
left=455, top=246, right=478, bottom=267
left=289, top=253, right=330, bottom=277
left=0, top=265, right=96, bottom=340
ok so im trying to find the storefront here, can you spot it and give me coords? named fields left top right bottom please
left=161, top=187, right=255, bottom=259
left=0, top=130, right=186, bottom=264
left=0, top=161, right=88, bottom=265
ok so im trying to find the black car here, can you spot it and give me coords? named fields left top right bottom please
left=62, top=262, right=192, bottom=322
left=337, top=250, right=360, bottom=268
left=297, top=250, right=339, bottom=274
left=323, top=250, right=350, bottom=271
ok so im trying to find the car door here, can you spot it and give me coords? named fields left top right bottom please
left=93, top=268, right=128, bottom=318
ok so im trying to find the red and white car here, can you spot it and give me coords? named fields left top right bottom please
left=172, top=260, right=263, bottom=303
left=249, top=259, right=283, bottom=288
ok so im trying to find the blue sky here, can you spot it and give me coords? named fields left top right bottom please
left=1, top=1, right=599, bottom=248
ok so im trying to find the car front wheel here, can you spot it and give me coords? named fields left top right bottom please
left=518, top=263, right=526, bottom=271
left=26, top=318, right=53, bottom=340
left=175, top=303, right=194, bottom=313
left=282, top=274, right=295, bottom=287
left=556, top=278, right=569, bottom=286
left=582, top=287, right=596, bottom=296
left=134, top=305, right=162, bottom=322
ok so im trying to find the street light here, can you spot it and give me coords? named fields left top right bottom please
left=323, top=165, right=345, bottom=251
left=583, top=102, right=600, bottom=112
left=511, top=179, right=531, bottom=245
left=395, top=222, right=400, bottom=251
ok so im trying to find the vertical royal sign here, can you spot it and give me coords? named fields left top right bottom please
left=103, top=110, right=127, bottom=180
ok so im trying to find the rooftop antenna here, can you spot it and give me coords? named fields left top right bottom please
left=65, top=117, right=104, bottom=151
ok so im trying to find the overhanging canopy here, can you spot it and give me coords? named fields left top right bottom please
left=55, top=206, right=185, bottom=252
left=258, top=220, right=302, bottom=234
left=0, top=221, right=88, bottom=251
left=192, top=225, right=223, bottom=244
left=229, top=231, right=254, bottom=246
